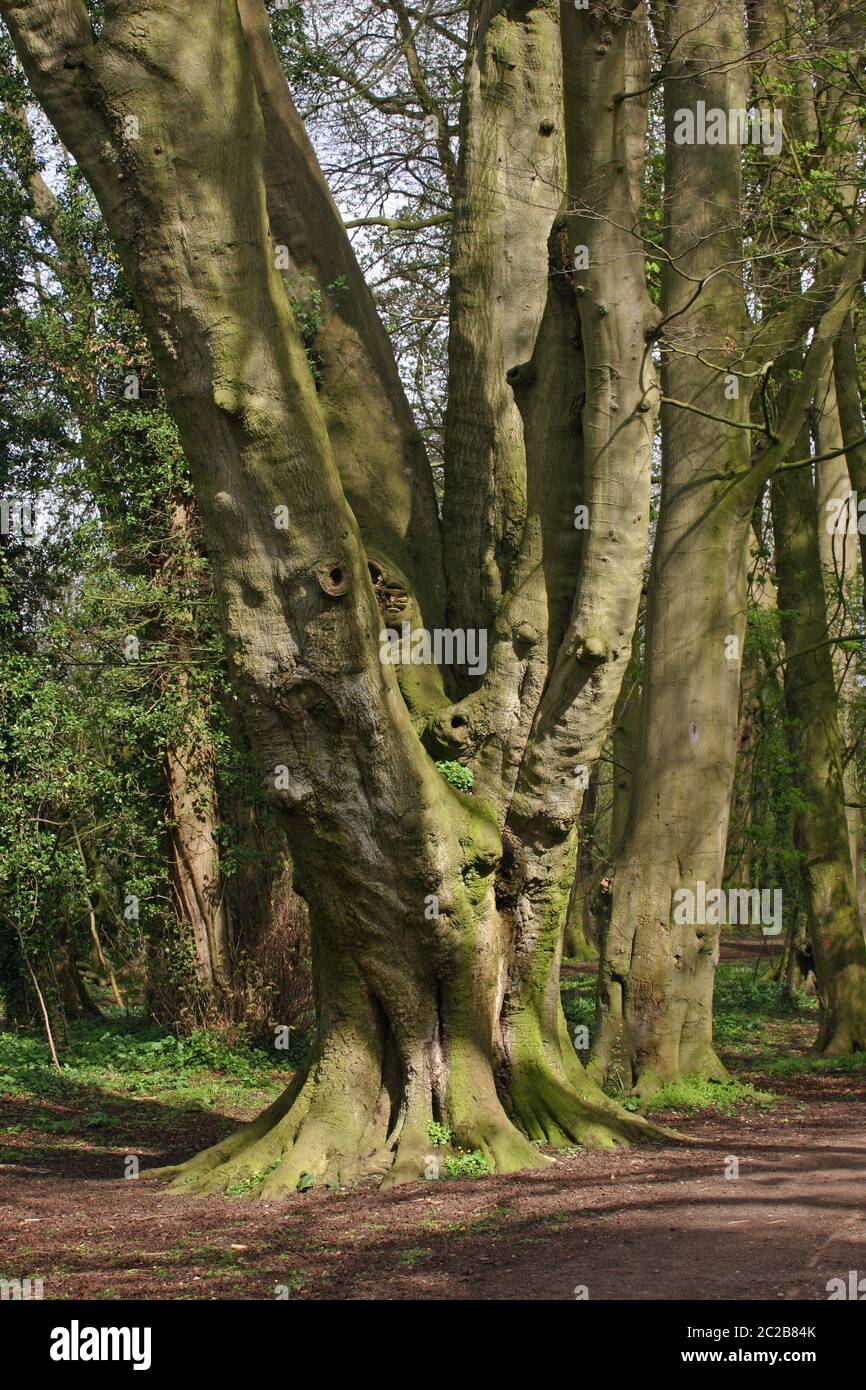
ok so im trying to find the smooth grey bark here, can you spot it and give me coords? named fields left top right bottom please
left=591, top=0, right=753, bottom=1092
left=442, top=0, right=565, bottom=636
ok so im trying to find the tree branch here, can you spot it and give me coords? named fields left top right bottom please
left=343, top=212, right=451, bottom=230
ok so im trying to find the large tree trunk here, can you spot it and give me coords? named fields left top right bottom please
left=590, top=0, right=753, bottom=1094
left=495, top=0, right=661, bottom=1133
left=3, top=0, right=661, bottom=1194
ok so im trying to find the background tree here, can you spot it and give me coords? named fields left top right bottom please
left=591, top=0, right=866, bottom=1093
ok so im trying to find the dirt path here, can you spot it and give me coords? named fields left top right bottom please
left=562, top=935, right=784, bottom=978
left=1, top=1069, right=863, bottom=1300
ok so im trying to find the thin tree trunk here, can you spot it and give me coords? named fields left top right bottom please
left=161, top=498, right=234, bottom=1003
left=70, top=820, right=125, bottom=1011
left=13, top=921, right=61, bottom=1072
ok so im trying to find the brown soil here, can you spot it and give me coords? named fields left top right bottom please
left=1, top=1067, right=863, bottom=1301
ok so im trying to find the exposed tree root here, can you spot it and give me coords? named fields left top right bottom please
left=814, top=1019, right=866, bottom=1057
left=151, top=1076, right=546, bottom=1197
left=588, top=978, right=730, bottom=1101
left=149, top=1033, right=678, bottom=1198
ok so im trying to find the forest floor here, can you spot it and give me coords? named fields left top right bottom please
left=1, top=942, right=864, bottom=1301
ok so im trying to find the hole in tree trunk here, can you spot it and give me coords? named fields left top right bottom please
left=314, top=557, right=351, bottom=596
left=368, top=560, right=410, bottom=619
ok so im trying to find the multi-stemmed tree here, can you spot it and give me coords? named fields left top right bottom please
left=1, top=0, right=664, bottom=1192
left=3, top=0, right=865, bottom=1194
